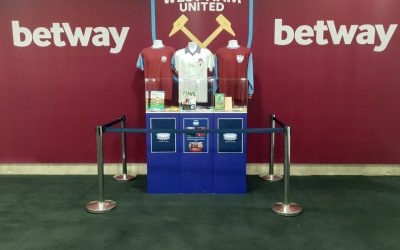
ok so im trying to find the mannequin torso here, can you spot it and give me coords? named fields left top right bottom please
left=187, top=42, right=199, bottom=53
left=227, top=40, right=240, bottom=49
left=152, top=40, right=164, bottom=49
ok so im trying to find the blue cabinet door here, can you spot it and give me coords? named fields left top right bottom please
left=213, top=113, right=247, bottom=194
left=146, top=113, right=180, bottom=193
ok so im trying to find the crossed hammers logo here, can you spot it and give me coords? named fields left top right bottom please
left=169, top=14, right=236, bottom=48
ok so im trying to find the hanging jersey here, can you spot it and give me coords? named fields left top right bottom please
left=173, top=46, right=214, bottom=103
left=137, top=46, right=175, bottom=100
left=215, top=46, right=254, bottom=103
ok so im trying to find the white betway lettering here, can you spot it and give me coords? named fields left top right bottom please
left=12, top=21, right=130, bottom=54
left=274, top=19, right=398, bottom=52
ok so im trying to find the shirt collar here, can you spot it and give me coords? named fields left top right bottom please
left=185, top=46, right=201, bottom=56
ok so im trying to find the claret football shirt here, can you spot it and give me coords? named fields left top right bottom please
left=173, top=46, right=214, bottom=103
left=137, top=46, right=175, bottom=100
left=215, top=46, right=254, bottom=102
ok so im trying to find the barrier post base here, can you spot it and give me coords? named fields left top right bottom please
left=86, top=200, right=117, bottom=214
left=271, top=202, right=302, bottom=217
left=113, top=174, right=136, bottom=182
left=260, top=175, right=283, bottom=182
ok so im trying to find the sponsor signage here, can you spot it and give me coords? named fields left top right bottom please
left=0, top=1, right=397, bottom=53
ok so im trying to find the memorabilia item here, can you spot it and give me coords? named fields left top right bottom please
left=225, top=97, right=233, bottom=111
left=182, top=91, right=197, bottom=110
left=215, top=41, right=254, bottom=103
left=150, top=91, right=165, bottom=110
left=215, top=93, right=225, bottom=110
left=173, top=42, right=214, bottom=103
left=137, top=43, right=175, bottom=100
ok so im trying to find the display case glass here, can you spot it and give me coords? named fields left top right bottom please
left=145, top=78, right=179, bottom=112
left=145, top=77, right=248, bottom=112
left=214, top=78, right=248, bottom=112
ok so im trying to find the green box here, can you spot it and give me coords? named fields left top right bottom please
left=215, top=93, right=225, bottom=110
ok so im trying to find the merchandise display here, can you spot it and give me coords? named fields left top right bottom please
left=215, top=40, right=254, bottom=107
left=173, top=42, right=214, bottom=104
left=143, top=40, right=250, bottom=193
left=137, top=40, right=175, bottom=101
left=140, top=40, right=251, bottom=112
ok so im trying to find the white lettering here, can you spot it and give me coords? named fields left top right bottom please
left=11, top=21, right=130, bottom=54
left=274, top=19, right=294, bottom=46
left=295, top=25, right=314, bottom=45
left=274, top=19, right=397, bottom=52
left=92, top=27, right=110, bottom=47
left=50, top=23, right=66, bottom=47
left=173, top=0, right=236, bottom=12
left=314, top=21, right=328, bottom=45
left=327, top=21, right=358, bottom=45
left=374, top=24, right=397, bottom=52
left=356, top=25, right=375, bottom=45
left=12, top=21, right=32, bottom=47
left=216, top=3, right=224, bottom=11
left=33, top=27, right=51, bottom=47
left=62, top=23, right=92, bottom=46
left=109, top=27, right=130, bottom=54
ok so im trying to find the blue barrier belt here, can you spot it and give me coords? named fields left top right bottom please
left=104, top=128, right=284, bottom=134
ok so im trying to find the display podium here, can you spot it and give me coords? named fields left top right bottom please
left=145, top=78, right=249, bottom=194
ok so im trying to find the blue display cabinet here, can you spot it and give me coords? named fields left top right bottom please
left=180, top=112, right=214, bottom=193
left=146, top=112, right=180, bottom=193
left=213, top=112, right=247, bottom=193
left=145, top=78, right=248, bottom=194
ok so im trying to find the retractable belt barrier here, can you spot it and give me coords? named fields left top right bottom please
left=85, top=114, right=303, bottom=217
left=261, top=114, right=284, bottom=182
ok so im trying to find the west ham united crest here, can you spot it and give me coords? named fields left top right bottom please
left=236, top=54, right=244, bottom=63
left=150, top=0, right=254, bottom=50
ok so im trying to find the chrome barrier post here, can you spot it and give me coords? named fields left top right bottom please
left=113, top=116, right=136, bottom=182
left=261, top=114, right=283, bottom=182
left=86, top=126, right=117, bottom=214
left=272, top=126, right=302, bottom=216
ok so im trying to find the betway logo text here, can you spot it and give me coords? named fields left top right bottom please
left=274, top=19, right=398, bottom=52
left=12, top=21, right=130, bottom=54
left=164, top=0, right=242, bottom=12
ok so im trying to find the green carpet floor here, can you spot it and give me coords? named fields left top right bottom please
left=0, top=175, right=399, bottom=250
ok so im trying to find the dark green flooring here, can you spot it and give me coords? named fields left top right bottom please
left=0, top=175, right=399, bottom=250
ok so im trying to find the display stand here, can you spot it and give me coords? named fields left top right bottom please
left=213, top=112, right=247, bottom=193
left=146, top=112, right=181, bottom=193
left=180, top=112, right=214, bottom=193
left=145, top=78, right=248, bottom=194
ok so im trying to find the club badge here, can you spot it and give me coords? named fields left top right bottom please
left=161, top=56, right=167, bottom=63
left=197, top=58, right=204, bottom=67
left=236, top=55, right=244, bottom=64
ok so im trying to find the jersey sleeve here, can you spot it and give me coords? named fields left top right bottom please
left=136, top=53, right=144, bottom=71
left=248, top=53, right=254, bottom=95
left=213, top=55, right=218, bottom=93
left=213, top=55, right=218, bottom=79
left=207, top=52, right=214, bottom=72
left=171, top=54, right=176, bottom=71
left=172, top=52, right=179, bottom=72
